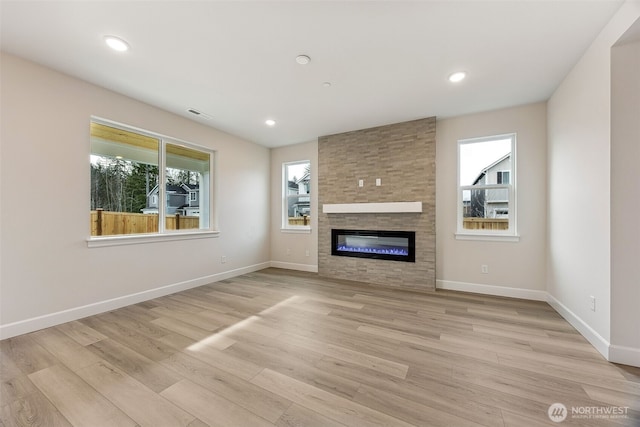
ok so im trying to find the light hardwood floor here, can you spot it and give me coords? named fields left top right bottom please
left=1, top=268, right=638, bottom=426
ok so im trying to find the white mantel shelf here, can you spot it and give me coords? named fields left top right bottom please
left=322, top=201, right=422, bottom=214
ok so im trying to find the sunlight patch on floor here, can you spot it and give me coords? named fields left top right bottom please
left=187, top=295, right=302, bottom=351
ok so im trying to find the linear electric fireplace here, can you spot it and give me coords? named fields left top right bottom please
left=331, top=229, right=415, bottom=262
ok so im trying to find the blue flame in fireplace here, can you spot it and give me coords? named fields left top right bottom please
left=336, top=245, right=409, bottom=256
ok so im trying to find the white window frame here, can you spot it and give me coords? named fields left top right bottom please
left=456, top=133, right=518, bottom=242
left=282, top=160, right=311, bottom=233
left=88, top=117, right=218, bottom=247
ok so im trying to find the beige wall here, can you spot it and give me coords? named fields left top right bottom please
left=611, top=37, right=640, bottom=362
left=547, top=0, right=640, bottom=361
left=0, top=53, right=271, bottom=337
left=270, top=140, right=318, bottom=271
left=436, top=102, right=547, bottom=298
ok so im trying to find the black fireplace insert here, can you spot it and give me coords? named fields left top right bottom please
left=331, top=229, right=415, bottom=262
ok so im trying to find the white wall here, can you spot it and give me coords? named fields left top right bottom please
left=611, top=37, right=640, bottom=365
left=436, top=102, right=547, bottom=300
left=547, top=1, right=640, bottom=361
left=270, top=140, right=318, bottom=272
left=0, top=53, right=271, bottom=338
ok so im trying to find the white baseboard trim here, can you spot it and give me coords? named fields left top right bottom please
left=436, top=280, right=547, bottom=301
left=609, top=345, right=640, bottom=367
left=269, top=261, right=318, bottom=273
left=546, top=293, right=610, bottom=360
left=0, top=262, right=270, bottom=340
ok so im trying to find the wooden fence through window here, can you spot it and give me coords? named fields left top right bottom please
left=288, top=216, right=310, bottom=226
left=463, top=217, right=508, bottom=230
left=91, top=210, right=200, bottom=236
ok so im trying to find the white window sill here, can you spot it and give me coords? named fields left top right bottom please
left=87, top=230, right=220, bottom=248
left=455, top=233, right=520, bottom=242
left=280, top=228, right=312, bottom=234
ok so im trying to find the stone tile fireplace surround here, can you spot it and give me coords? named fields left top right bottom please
left=318, top=117, right=436, bottom=291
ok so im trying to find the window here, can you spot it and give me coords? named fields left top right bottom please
left=497, top=171, right=510, bottom=184
left=283, top=160, right=311, bottom=230
left=90, top=119, right=214, bottom=239
left=457, top=133, right=517, bottom=240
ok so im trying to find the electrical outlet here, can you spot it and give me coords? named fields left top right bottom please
left=286, top=248, right=291, bottom=256
left=590, top=296, right=596, bottom=312
left=221, top=256, right=227, bottom=264
left=376, top=178, right=381, bottom=186
left=358, top=179, right=364, bottom=187
left=305, top=249, right=310, bottom=257
left=481, top=265, right=489, bottom=274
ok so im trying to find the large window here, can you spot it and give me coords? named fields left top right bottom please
left=457, top=133, right=517, bottom=239
left=90, top=120, right=214, bottom=238
left=283, top=160, right=311, bottom=230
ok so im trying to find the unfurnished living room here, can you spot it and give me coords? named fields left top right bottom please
left=1, top=1, right=639, bottom=426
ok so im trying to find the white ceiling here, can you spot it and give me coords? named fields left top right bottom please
left=0, top=1, right=624, bottom=148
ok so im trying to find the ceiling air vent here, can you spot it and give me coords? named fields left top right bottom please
left=187, top=108, right=212, bottom=120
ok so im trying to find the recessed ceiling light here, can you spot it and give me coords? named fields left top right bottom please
left=104, top=35, right=130, bottom=52
left=265, top=119, right=276, bottom=127
left=448, top=71, right=466, bottom=83
left=296, top=55, right=311, bottom=65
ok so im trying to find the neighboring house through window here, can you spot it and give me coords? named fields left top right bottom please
left=90, top=119, right=214, bottom=237
left=457, top=133, right=517, bottom=239
left=141, top=183, right=200, bottom=217
left=283, top=160, right=311, bottom=230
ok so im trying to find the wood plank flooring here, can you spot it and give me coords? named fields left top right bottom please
left=1, top=268, right=639, bottom=426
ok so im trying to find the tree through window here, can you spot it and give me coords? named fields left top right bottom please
left=90, top=121, right=213, bottom=236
